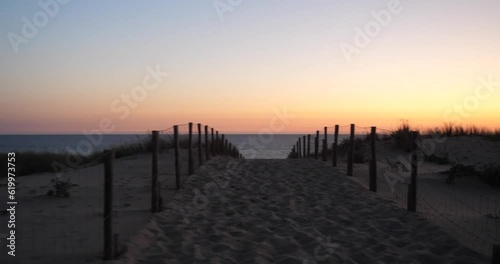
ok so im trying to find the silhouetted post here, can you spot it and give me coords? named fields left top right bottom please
left=151, top=131, right=159, bottom=213
left=103, top=150, right=114, bottom=260
left=228, top=142, right=232, bottom=156
left=302, top=135, right=306, bottom=158
left=322, top=139, right=326, bottom=162
left=205, top=125, right=209, bottom=161
left=173, top=125, right=180, bottom=189
left=492, top=245, right=500, bottom=264
left=221, top=134, right=225, bottom=154
left=292, top=145, right=296, bottom=158
left=188, top=122, right=194, bottom=175
left=407, top=131, right=419, bottom=212
left=215, top=131, right=219, bottom=155
left=369, top=127, right=377, bottom=192
left=347, top=124, right=355, bottom=176
left=314, top=130, right=319, bottom=159
left=333, top=125, right=339, bottom=167
left=322, top=127, right=328, bottom=161
left=225, top=139, right=228, bottom=155
left=299, top=137, right=302, bottom=158
left=197, top=123, right=202, bottom=166
left=211, top=128, right=215, bottom=156
left=307, top=134, right=311, bottom=157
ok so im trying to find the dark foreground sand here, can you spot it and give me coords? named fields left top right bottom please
left=118, top=158, right=487, bottom=264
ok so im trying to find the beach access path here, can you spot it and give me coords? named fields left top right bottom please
left=120, top=157, right=488, bottom=264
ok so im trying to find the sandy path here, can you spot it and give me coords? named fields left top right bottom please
left=120, top=158, right=487, bottom=264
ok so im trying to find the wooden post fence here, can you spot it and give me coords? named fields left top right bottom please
left=333, top=125, right=339, bottom=167
left=197, top=123, right=202, bottom=166
left=103, top=150, right=115, bottom=260
left=205, top=125, right=209, bottom=161
left=347, top=124, right=355, bottom=176
left=314, top=130, right=319, bottom=159
left=188, top=122, right=194, bottom=175
left=369, top=126, right=377, bottom=192
left=173, top=125, right=180, bottom=189
left=407, top=131, right=419, bottom=212
left=322, top=127, right=328, bottom=161
left=151, top=131, right=159, bottom=213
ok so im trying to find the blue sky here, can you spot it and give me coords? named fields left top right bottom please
left=1, top=0, right=499, bottom=133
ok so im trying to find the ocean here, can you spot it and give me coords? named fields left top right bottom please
left=0, top=134, right=350, bottom=159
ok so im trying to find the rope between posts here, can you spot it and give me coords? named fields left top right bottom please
left=159, top=126, right=173, bottom=132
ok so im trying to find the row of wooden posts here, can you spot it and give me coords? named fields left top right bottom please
left=288, top=124, right=419, bottom=213
left=102, top=122, right=242, bottom=260
left=289, top=124, right=500, bottom=263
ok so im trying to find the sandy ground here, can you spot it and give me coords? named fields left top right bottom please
left=1, top=135, right=497, bottom=263
left=331, top=136, right=500, bottom=257
left=0, top=148, right=201, bottom=264
left=117, top=158, right=487, bottom=264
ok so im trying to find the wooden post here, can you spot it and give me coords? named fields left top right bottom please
left=197, top=123, right=202, bottom=166
left=173, top=125, right=180, bottom=189
left=215, top=131, right=219, bottom=155
left=492, top=245, right=500, bottom=264
left=369, top=127, right=377, bottom=192
left=347, top=124, right=355, bottom=176
left=298, top=137, right=302, bottom=158
left=322, top=127, right=328, bottom=161
left=211, top=128, right=215, bottom=156
left=333, top=125, right=339, bottom=167
left=188, top=122, right=194, bottom=175
left=331, top=143, right=335, bottom=167
left=321, top=139, right=325, bottom=162
left=151, top=131, right=159, bottom=213
left=103, top=150, right=114, bottom=260
left=205, top=125, right=209, bottom=161
left=407, top=131, right=419, bottom=212
left=314, top=130, right=319, bottom=159
left=292, top=145, right=296, bottom=158
left=221, top=134, right=225, bottom=154
left=307, top=134, right=311, bottom=158
left=302, top=135, right=306, bottom=158
left=224, top=139, right=228, bottom=155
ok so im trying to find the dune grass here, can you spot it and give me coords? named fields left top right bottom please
left=0, top=135, right=199, bottom=177
left=424, top=123, right=500, bottom=141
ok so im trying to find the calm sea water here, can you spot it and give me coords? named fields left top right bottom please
left=0, top=134, right=349, bottom=159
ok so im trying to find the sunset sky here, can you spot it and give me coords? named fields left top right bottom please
left=1, top=0, right=499, bottom=134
